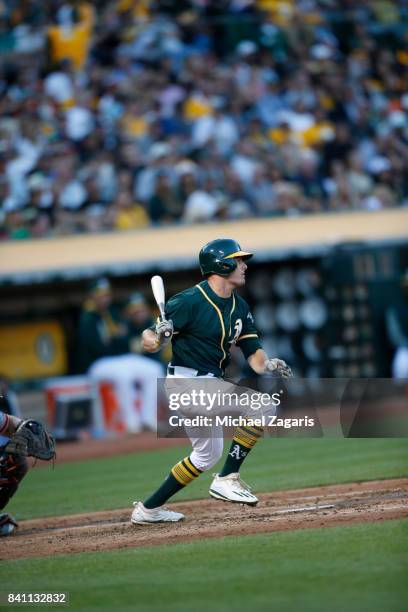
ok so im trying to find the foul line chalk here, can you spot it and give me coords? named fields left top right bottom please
left=274, top=504, right=335, bottom=515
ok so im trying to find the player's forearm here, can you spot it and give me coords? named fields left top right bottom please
left=141, top=328, right=160, bottom=353
left=247, top=349, right=269, bottom=374
left=248, top=349, right=293, bottom=378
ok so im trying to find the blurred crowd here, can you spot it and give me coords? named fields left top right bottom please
left=0, top=0, right=407, bottom=240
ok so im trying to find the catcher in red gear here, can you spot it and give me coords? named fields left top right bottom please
left=0, top=411, right=28, bottom=536
left=0, top=411, right=55, bottom=536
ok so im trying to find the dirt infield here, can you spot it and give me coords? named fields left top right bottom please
left=2, top=478, right=407, bottom=560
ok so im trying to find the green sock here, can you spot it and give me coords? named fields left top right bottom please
left=144, top=456, right=202, bottom=509
left=219, top=425, right=263, bottom=477
left=143, top=473, right=184, bottom=509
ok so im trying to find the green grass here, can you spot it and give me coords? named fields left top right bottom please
left=3, top=520, right=408, bottom=612
left=7, top=438, right=408, bottom=520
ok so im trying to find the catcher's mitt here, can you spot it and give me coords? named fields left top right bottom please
left=5, top=420, right=56, bottom=461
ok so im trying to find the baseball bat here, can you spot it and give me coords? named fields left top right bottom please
left=151, top=275, right=171, bottom=337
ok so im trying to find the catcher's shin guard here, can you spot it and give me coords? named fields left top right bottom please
left=0, top=450, right=28, bottom=510
left=0, top=512, right=18, bottom=536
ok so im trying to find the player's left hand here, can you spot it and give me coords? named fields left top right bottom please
left=264, top=358, right=293, bottom=378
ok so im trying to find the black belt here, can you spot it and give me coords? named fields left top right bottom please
left=167, top=365, right=214, bottom=377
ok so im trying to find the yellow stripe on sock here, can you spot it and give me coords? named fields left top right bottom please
left=177, top=464, right=193, bottom=481
left=233, top=435, right=256, bottom=449
left=171, top=459, right=200, bottom=485
left=234, top=431, right=254, bottom=444
left=171, top=464, right=191, bottom=485
left=171, top=467, right=186, bottom=485
left=232, top=426, right=261, bottom=449
left=185, top=456, right=202, bottom=475
left=183, top=457, right=201, bottom=477
left=235, top=427, right=259, bottom=441
left=180, top=460, right=198, bottom=480
left=241, top=425, right=263, bottom=437
left=234, top=436, right=256, bottom=448
left=171, top=470, right=187, bottom=485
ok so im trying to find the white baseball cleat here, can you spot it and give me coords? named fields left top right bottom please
left=131, top=502, right=185, bottom=525
left=209, top=473, right=258, bottom=506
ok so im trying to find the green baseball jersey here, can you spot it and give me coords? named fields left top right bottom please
left=165, top=280, right=262, bottom=377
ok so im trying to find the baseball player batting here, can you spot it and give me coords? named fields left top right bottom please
left=131, top=238, right=292, bottom=524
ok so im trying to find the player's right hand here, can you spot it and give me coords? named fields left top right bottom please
left=155, top=319, right=174, bottom=346
left=264, top=358, right=293, bottom=378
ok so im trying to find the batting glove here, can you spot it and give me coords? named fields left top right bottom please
left=264, top=358, right=293, bottom=379
left=155, top=319, right=174, bottom=346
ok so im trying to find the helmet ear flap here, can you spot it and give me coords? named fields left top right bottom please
left=202, top=262, right=235, bottom=277
left=211, top=255, right=237, bottom=275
